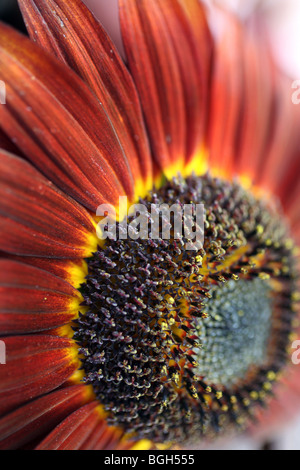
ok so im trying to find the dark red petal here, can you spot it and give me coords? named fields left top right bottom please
left=0, top=128, right=20, bottom=155
left=18, top=0, right=153, bottom=192
left=0, top=151, right=97, bottom=258
left=119, top=0, right=211, bottom=177
left=36, top=402, right=102, bottom=450
left=0, top=335, right=78, bottom=415
left=0, top=384, right=92, bottom=450
left=0, top=259, right=82, bottom=334
left=0, top=23, right=133, bottom=211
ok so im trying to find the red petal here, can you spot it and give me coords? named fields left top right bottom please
left=0, top=384, right=92, bottom=450
left=0, top=259, right=82, bottom=334
left=35, top=401, right=138, bottom=450
left=206, top=4, right=300, bottom=214
left=1, top=255, right=88, bottom=289
left=251, top=365, right=300, bottom=440
left=283, top=181, right=300, bottom=237
left=0, top=23, right=133, bottom=211
left=18, top=0, right=153, bottom=192
left=257, top=73, right=300, bottom=196
left=36, top=402, right=102, bottom=450
left=207, top=9, right=274, bottom=184
left=274, top=136, right=300, bottom=238
left=119, top=0, right=211, bottom=177
left=0, top=335, right=78, bottom=415
left=78, top=421, right=116, bottom=450
left=0, top=151, right=97, bottom=258
left=83, top=426, right=148, bottom=451
left=207, top=8, right=244, bottom=178
left=168, top=0, right=212, bottom=168
left=97, top=429, right=127, bottom=451
left=234, top=22, right=275, bottom=183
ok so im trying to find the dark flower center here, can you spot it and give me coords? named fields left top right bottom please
left=74, top=174, right=298, bottom=444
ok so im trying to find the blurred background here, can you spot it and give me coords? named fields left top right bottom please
left=3, top=0, right=299, bottom=77
left=0, top=0, right=26, bottom=34
left=0, top=0, right=299, bottom=451
left=81, top=0, right=300, bottom=78
left=207, top=0, right=300, bottom=77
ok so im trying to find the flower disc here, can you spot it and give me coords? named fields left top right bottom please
left=74, top=175, right=298, bottom=443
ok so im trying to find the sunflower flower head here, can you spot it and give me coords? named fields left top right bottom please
left=73, top=174, right=297, bottom=443
left=0, top=0, right=299, bottom=450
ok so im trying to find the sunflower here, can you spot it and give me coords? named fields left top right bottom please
left=0, top=0, right=299, bottom=450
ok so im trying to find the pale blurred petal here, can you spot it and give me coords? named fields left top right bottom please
left=82, top=0, right=125, bottom=57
